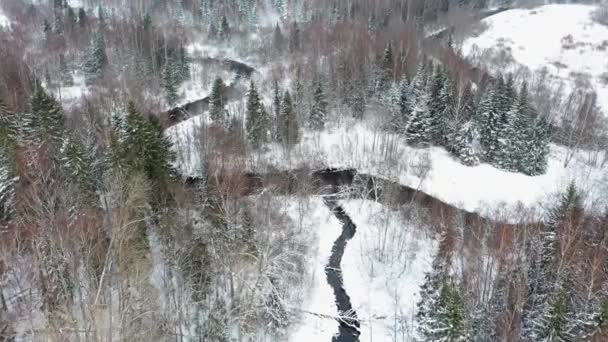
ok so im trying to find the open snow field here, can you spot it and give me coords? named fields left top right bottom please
left=341, top=200, right=436, bottom=342
left=463, top=4, right=608, bottom=115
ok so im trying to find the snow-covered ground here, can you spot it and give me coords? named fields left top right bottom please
left=462, top=4, right=608, bottom=115
left=0, top=6, right=10, bottom=28
left=341, top=200, right=436, bottom=342
left=285, top=197, right=341, bottom=342
left=167, top=116, right=608, bottom=219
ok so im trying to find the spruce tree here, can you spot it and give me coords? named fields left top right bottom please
left=84, top=32, right=108, bottom=85
left=209, top=77, right=226, bottom=124
left=404, top=71, right=433, bottom=145
left=219, top=15, right=231, bottom=41
left=458, top=82, right=476, bottom=122
left=245, top=81, right=270, bottom=147
left=272, top=23, right=285, bottom=53
left=78, top=8, right=87, bottom=28
left=278, top=91, right=299, bottom=145
left=60, top=135, right=95, bottom=193
left=0, top=99, right=18, bottom=149
left=522, top=183, right=582, bottom=341
left=59, top=53, right=74, bottom=87
left=97, top=5, right=106, bottom=29
left=389, top=77, right=412, bottom=133
left=162, top=55, right=179, bottom=106
left=376, top=41, right=393, bottom=95
left=272, top=79, right=281, bottom=139
left=0, top=149, right=16, bottom=222
left=475, top=83, right=501, bottom=162
left=66, top=6, right=77, bottom=31
left=112, top=101, right=175, bottom=185
left=29, top=85, right=65, bottom=146
left=309, top=81, right=327, bottom=130
left=289, top=21, right=300, bottom=53
left=450, top=121, right=480, bottom=166
left=428, top=280, right=470, bottom=342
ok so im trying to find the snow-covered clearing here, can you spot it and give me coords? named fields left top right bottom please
left=341, top=199, right=436, bottom=341
left=462, top=4, right=608, bottom=115
left=167, top=114, right=608, bottom=219
left=285, top=197, right=341, bottom=342
left=53, top=72, right=89, bottom=108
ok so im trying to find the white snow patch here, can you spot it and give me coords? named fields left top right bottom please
left=0, top=7, right=10, bottom=28
left=285, top=197, right=341, bottom=342
left=341, top=200, right=437, bottom=341
left=463, top=4, right=608, bottom=115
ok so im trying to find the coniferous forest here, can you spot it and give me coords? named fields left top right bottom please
left=0, top=0, right=607, bottom=341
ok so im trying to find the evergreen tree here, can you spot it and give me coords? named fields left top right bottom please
left=84, top=32, right=108, bottom=85
left=435, top=72, right=456, bottom=144
left=162, top=54, right=179, bottom=106
left=475, top=83, right=501, bottom=162
left=209, top=77, right=226, bottom=124
left=376, top=41, right=393, bottom=95
left=449, top=121, right=480, bottom=166
left=177, top=44, right=191, bottom=82
left=78, top=8, right=87, bottom=28
left=278, top=91, right=299, bottom=145
left=309, top=81, right=327, bottom=130
left=28, top=85, right=65, bottom=146
left=289, top=21, right=300, bottom=53
left=0, top=149, right=16, bottom=222
left=97, top=5, right=106, bottom=29
left=245, top=81, right=270, bottom=147
left=43, top=19, right=53, bottom=34
left=272, top=79, right=281, bottom=139
left=59, top=135, right=95, bottom=193
left=59, top=54, right=74, bottom=87
left=208, top=21, right=218, bottom=39
left=428, top=280, right=470, bottom=342
left=66, top=6, right=77, bottom=31
left=416, top=251, right=447, bottom=339
left=458, top=82, right=476, bottom=122
left=219, top=15, right=231, bottom=40
left=522, top=183, right=582, bottom=341
left=0, top=99, right=18, bottom=149
left=404, top=70, right=433, bottom=145
left=389, top=77, right=412, bottom=133
left=112, top=101, right=175, bottom=185
left=272, top=23, right=285, bottom=53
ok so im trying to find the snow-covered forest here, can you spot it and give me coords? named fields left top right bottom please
left=0, top=0, right=607, bottom=341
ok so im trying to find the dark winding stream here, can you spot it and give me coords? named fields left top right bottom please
left=324, top=195, right=361, bottom=342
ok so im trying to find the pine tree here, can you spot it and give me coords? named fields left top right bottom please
left=97, top=5, right=106, bottom=29
left=272, top=79, right=281, bottom=139
left=522, top=183, right=582, bottom=341
left=376, top=41, right=393, bottom=95
left=449, top=121, right=480, bottom=166
left=475, top=83, right=501, bottom=162
left=112, top=101, right=175, bottom=184
left=272, top=23, right=285, bottom=54
left=435, top=72, right=456, bottom=144
left=0, top=149, right=16, bottom=222
left=162, top=54, right=179, bottom=106
left=59, top=53, right=74, bottom=87
left=78, top=8, right=87, bottom=28
left=219, top=15, right=231, bottom=41
left=177, top=44, right=191, bottom=82
left=309, top=81, right=327, bottom=130
left=84, top=32, right=108, bottom=85
left=0, top=99, right=18, bottom=149
left=458, top=82, right=476, bottom=122
left=209, top=77, right=226, bottom=124
left=66, top=6, right=77, bottom=31
left=245, top=81, right=270, bottom=147
left=28, top=85, right=65, bottom=146
left=278, top=91, right=299, bottom=145
left=404, top=70, right=433, bottom=145
left=428, top=280, right=470, bottom=342
left=416, top=252, right=447, bottom=339
left=289, top=21, right=301, bottom=53
left=389, top=77, right=412, bottom=133
left=59, top=135, right=95, bottom=192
